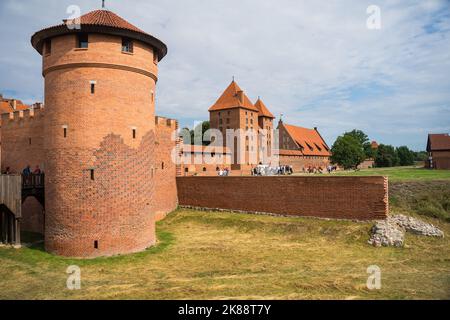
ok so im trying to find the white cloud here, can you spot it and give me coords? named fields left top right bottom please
left=0, top=0, right=449, bottom=150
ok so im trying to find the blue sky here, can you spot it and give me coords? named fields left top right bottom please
left=1, top=0, right=449, bottom=151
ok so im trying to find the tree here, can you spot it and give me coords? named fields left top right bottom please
left=185, top=121, right=210, bottom=145
left=413, top=151, right=428, bottom=162
left=331, top=134, right=366, bottom=169
left=374, top=144, right=399, bottom=167
left=396, top=146, right=415, bottom=166
left=346, top=129, right=374, bottom=159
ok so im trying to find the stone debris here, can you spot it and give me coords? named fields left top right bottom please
left=368, top=214, right=444, bottom=247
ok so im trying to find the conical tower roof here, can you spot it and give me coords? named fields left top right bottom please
left=31, top=9, right=167, bottom=60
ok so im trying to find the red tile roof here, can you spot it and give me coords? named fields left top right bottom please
left=254, top=98, right=275, bottom=119
left=282, top=123, right=331, bottom=156
left=371, top=141, right=379, bottom=149
left=427, top=134, right=450, bottom=151
left=208, top=81, right=259, bottom=112
left=0, top=100, right=30, bottom=114
left=31, top=9, right=167, bottom=60
left=63, top=10, right=146, bottom=34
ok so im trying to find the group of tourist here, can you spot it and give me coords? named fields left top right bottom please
left=251, top=164, right=294, bottom=176
left=1, top=165, right=42, bottom=175
left=302, top=165, right=338, bottom=174
left=217, top=168, right=230, bottom=176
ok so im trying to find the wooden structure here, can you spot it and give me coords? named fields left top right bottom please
left=0, top=174, right=45, bottom=245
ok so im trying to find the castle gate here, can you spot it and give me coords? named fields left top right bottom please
left=0, top=174, right=45, bottom=245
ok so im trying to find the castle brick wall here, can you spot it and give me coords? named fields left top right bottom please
left=153, top=117, right=179, bottom=221
left=1, top=108, right=45, bottom=173
left=177, top=176, right=388, bottom=220
left=279, top=154, right=330, bottom=172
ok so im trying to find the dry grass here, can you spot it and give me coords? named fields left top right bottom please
left=1, top=207, right=449, bottom=300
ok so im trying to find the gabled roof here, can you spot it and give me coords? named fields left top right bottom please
left=281, top=123, right=331, bottom=156
left=254, top=98, right=275, bottom=119
left=427, top=133, right=450, bottom=151
left=31, top=9, right=167, bottom=60
left=208, top=81, right=259, bottom=112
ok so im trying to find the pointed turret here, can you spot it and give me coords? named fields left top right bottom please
left=208, top=81, right=258, bottom=112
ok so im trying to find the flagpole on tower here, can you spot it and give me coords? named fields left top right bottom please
left=102, top=0, right=105, bottom=9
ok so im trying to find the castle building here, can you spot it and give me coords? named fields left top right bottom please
left=180, top=80, right=331, bottom=175
left=1, top=9, right=178, bottom=257
left=208, top=81, right=268, bottom=171
left=426, top=133, right=450, bottom=169
left=277, top=120, right=331, bottom=171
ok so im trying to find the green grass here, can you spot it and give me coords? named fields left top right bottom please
left=331, top=166, right=450, bottom=182
left=1, top=206, right=449, bottom=300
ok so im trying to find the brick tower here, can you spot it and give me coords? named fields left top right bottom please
left=209, top=81, right=260, bottom=171
left=31, top=9, right=168, bottom=257
left=254, top=98, right=275, bottom=162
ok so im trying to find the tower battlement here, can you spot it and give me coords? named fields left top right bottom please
left=155, top=116, right=178, bottom=130
left=1, top=106, right=45, bottom=124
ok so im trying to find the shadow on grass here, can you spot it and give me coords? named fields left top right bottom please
left=13, top=227, right=175, bottom=266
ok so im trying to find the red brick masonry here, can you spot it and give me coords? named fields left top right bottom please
left=177, top=176, right=388, bottom=220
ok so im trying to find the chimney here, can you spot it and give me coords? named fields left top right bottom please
left=12, top=99, right=17, bottom=110
left=237, top=90, right=244, bottom=104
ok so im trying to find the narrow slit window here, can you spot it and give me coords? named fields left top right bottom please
left=29, top=138, right=32, bottom=145
left=78, top=33, right=88, bottom=48
left=63, top=127, right=67, bottom=138
left=161, top=162, right=165, bottom=170
left=90, top=169, right=95, bottom=180
left=94, top=240, right=98, bottom=249
left=90, top=82, right=96, bottom=94
left=132, top=129, right=136, bottom=139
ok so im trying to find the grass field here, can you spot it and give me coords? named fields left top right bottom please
left=0, top=167, right=449, bottom=300
left=332, top=166, right=450, bottom=182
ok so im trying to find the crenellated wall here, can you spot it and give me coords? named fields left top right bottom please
left=1, top=107, right=45, bottom=173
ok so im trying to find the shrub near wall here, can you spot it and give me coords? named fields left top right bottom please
left=177, top=176, right=388, bottom=220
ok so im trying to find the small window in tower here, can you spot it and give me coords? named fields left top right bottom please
left=203, top=167, right=207, bottom=172
left=63, top=127, right=67, bottom=138
left=122, top=38, right=133, bottom=53
left=44, top=39, right=51, bottom=55
left=90, top=81, right=96, bottom=94
left=162, top=162, right=165, bottom=170
left=29, top=138, right=32, bottom=145
left=77, top=33, right=89, bottom=48
left=132, top=128, right=136, bottom=139
left=185, top=168, right=188, bottom=173
left=94, top=240, right=98, bottom=249
left=90, top=169, right=95, bottom=180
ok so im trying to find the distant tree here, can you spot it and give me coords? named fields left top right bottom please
left=331, top=134, right=366, bottom=169
left=396, top=146, right=415, bottom=166
left=374, top=144, right=399, bottom=167
left=189, top=121, right=210, bottom=145
left=346, top=129, right=374, bottom=159
left=413, top=151, right=428, bottom=162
